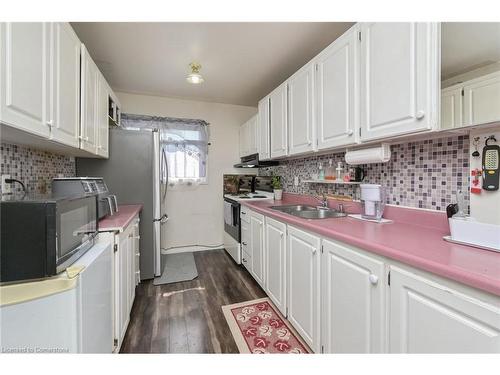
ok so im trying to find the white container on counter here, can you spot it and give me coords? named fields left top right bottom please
left=449, top=216, right=500, bottom=250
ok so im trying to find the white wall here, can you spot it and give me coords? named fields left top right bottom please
left=116, top=92, right=257, bottom=251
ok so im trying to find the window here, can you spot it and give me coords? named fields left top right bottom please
left=121, top=114, right=209, bottom=187
left=162, top=123, right=208, bottom=185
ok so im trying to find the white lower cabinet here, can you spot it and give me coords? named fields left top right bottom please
left=249, top=211, right=265, bottom=288
left=389, top=266, right=500, bottom=353
left=264, top=217, right=287, bottom=315
left=99, top=214, right=140, bottom=352
left=241, top=208, right=500, bottom=354
left=287, top=225, right=321, bottom=352
left=321, top=239, right=386, bottom=353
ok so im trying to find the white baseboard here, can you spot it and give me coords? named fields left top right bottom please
left=161, top=246, right=225, bottom=255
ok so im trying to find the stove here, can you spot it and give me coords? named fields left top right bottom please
left=223, top=175, right=276, bottom=264
left=224, top=190, right=274, bottom=202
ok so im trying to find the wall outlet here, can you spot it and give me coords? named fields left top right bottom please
left=294, top=176, right=299, bottom=186
left=1, top=174, right=12, bottom=194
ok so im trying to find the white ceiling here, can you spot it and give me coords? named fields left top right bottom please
left=441, top=22, right=500, bottom=80
left=71, top=22, right=354, bottom=107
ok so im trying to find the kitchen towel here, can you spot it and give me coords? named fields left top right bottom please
left=224, top=201, right=233, bottom=226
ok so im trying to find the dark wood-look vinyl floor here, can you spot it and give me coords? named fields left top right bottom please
left=120, top=249, right=266, bottom=353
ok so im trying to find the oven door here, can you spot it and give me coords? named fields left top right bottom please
left=56, top=195, right=98, bottom=273
left=223, top=198, right=240, bottom=242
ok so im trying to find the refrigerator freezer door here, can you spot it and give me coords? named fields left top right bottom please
left=77, top=128, right=156, bottom=279
left=153, top=131, right=162, bottom=277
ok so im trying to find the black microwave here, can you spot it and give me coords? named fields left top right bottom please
left=0, top=193, right=98, bottom=283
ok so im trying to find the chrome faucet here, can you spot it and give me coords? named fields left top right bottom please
left=314, top=193, right=329, bottom=209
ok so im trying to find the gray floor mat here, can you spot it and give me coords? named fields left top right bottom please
left=153, top=252, right=198, bottom=286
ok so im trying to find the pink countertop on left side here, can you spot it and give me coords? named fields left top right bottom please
left=98, top=204, right=143, bottom=232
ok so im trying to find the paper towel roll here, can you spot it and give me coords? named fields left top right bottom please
left=345, top=144, right=391, bottom=165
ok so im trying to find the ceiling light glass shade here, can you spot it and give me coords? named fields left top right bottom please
left=186, top=62, right=204, bottom=84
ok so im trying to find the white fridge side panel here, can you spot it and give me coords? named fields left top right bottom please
left=153, top=130, right=162, bottom=276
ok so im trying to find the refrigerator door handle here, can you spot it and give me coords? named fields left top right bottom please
left=161, top=147, right=168, bottom=203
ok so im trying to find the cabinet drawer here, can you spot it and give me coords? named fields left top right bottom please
left=242, top=251, right=252, bottom=272
left=240, top=206, right=250, bottom=223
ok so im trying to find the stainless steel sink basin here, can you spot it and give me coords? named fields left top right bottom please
left=269, top=205, right=347, bottom=219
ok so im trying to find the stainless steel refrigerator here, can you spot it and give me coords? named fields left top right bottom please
left=76, top=127, right=168, bottom=279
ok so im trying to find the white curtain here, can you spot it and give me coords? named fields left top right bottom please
left=121, top=114, right=209, bottom=188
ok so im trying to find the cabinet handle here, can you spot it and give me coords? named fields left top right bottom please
left=312, top=247, right=317, bottom=254
left=369, top=274, right=379, bottom=285
left=46, top=120, right=53, bottom=127
left=280, top=232, right=284, bottom=238
left=242, top=258, right=247, bottom=263
left=132, top=236, right=140, bottom=240
left=416, top=110, right=425, bottom=120
left=347, top=129, right=354, bottom=136
left=242, top=241, right=247, bottom=246
left=241, top=212, right=246, bottom=215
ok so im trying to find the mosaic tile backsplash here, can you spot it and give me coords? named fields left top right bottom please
left=0, top=142, right=75, bottom=195
left=259, top=135, right=470, bottom=211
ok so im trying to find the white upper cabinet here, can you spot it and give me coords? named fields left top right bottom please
left=50, top=22, right=81, bottom=148
left=321, top=239, right=386, bottom=353
left=440, top=85, right=463, bottom=130
left=97, top=74, right=110, bottom=158
left=269, top=82, right=288, bottom=158
left=288, top=63, right=315, bottom=156
left=238, top=114, right=257, bottom=158
left=316, top=25, right=359, bottom=150
left=287, top=225, right=321, bottom=352
left=359, top=23, right=438, bottom=141
left=463, top=71, right=500, bottom=127
left=249, top=211, right=265, bottom=288
left=257, top=96, right=271, bottom=160
left=265, top=217, right=287, bottom=316
left=248, top=115, right=258, bottom=155
left=80, top=45, right=99, bottom=154
left=390, top=266, right=500, bottom=353
left=0, top=22, right=51, bottom=138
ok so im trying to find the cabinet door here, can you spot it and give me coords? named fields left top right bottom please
left=287, top=225, right=321, bottom=352
left=321, top=239, right=386, bottom=353
left=0, top=22, right=50, bottom=138
left=316, top=26, right=359, bottom=149
left=360, top=23, right=438, bottom=141
left=463, top=72, right=500, bottom=127
left=440, top=86, right=463, bottom=130
left=117, top=233, right=130, bottom=344
left=264, top=217, right=287, bottom=315
left=50, top=22, right=80, bottom=148
left=127, top=231, right=135, bottom=310
left=257, top=96, right=271, bottom=160
left=249, top=211, right=265, bottom=288
left=239, top=121, right=250, bottom=158
left=288, top=63, right=315, bottom=155
left=390, top=266, right=500, bottom=353
left=269, top=83, right=288, bottom=158
left=248, top=115, right=258, bottom=155
left=241, top=219, right=251, bottom=261
left=80, top=45, right=99, bottom=154
left=96, top=74, right=109, bottom=158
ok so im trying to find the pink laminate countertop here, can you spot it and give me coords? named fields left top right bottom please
left=241, top=194, right=500, bottom=297
left=98, top=204, right=143, bottom=232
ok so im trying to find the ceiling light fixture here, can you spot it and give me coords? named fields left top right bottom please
left=186, top=62, right=204, bottom=84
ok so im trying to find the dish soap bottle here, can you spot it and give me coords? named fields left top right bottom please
left=325, top=159, right=335, bottom=180
left=318, top=162, right=325, bottom=180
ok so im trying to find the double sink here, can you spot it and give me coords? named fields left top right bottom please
left=269, top=204, right=347, bottom=219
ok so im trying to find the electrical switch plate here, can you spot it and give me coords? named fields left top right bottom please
left=1, top=174, right=12, bottom=194
left=294, top=176, right=299, bottom=186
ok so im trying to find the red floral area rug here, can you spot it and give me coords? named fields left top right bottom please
left=222, top=297, right=311, bottom=354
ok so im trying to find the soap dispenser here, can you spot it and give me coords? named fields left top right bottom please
left=318, top=162, right=325, bottom=180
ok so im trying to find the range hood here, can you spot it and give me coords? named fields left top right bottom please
left=234, top=153, right=279, bottom=168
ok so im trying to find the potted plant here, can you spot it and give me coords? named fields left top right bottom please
left=271, top=176, right=283, bottom=200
